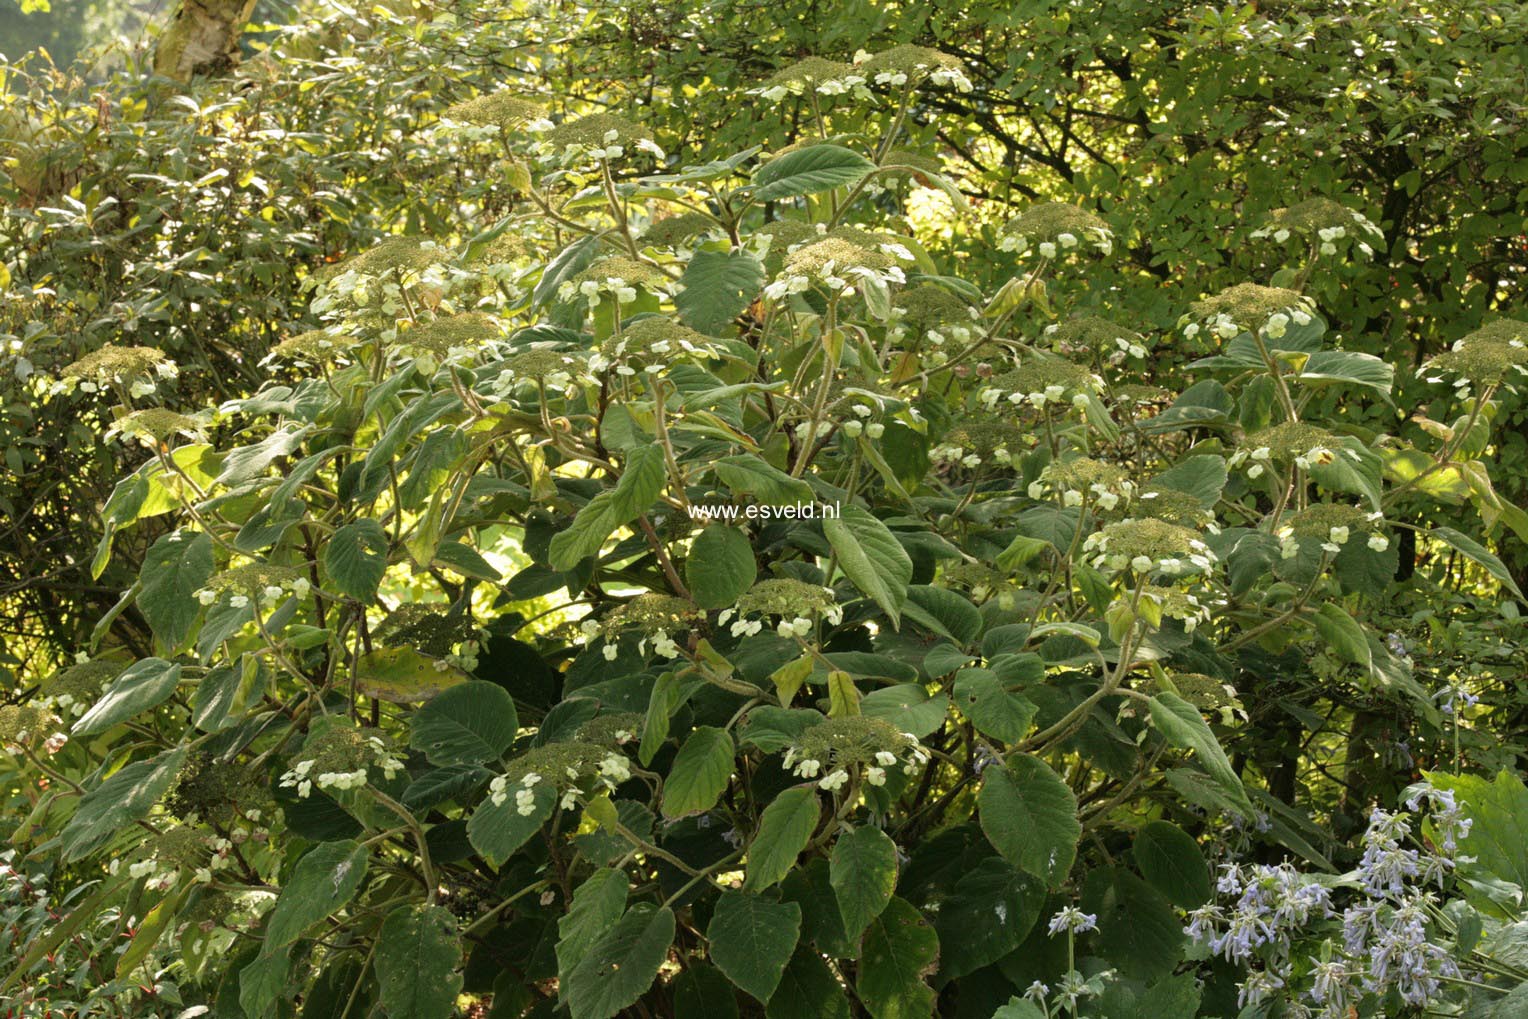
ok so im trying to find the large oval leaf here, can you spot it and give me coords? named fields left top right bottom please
left=409, top=680, right=519, bottom=766
left=823, top=507, right=912, bottom=628
left=705, top=891, right=801, bottom=1003
left=752, top=144, right=874, bottom=202
left=375, top=904, right=463, bottom=1019
left=978, top=754, right=1080, bottom=888
left=265, top=840, right=370, bottom=948
left=566, top=903, right=675, bottom=1019
left=662, top=725, right=735, bottom=817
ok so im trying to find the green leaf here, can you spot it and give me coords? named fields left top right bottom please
left=1426, top=770, right=1528, bottom=890
left=434, top=540, right=502, bottom=581
left=325, top=519, right=389, bottom=601
left=992, top=1000, right=1046, bottom=1019
left=468, top=780, right=555, bottom=867
left=663, top=726, right=735, bottom=817
left=673, top=963, right=741, bottom=1019
left=239, top=947, right=291, bottom=1019
left=706, top=891, right=802, bottom=1003
left=823, top=507, right=913, bottom=628
left=60, top=747, right=187, bottom=862
left=826, top=669, right=860, bottom=718
left=713, top=454, right=813, bottom=506
left=902, top=586, right=983, bottom=645
left=565, top=903, right=675, bottom=1019
left=952, top=668, right=1036, bottom=744
left=829, top=824, right=898, bottom=941
left=1295, top=349, right=1394, bottom=398
left=266, top=840, right=369, bottom=948
left=675, top=249, right=764, bottom=334
left=933, top=857, right=1044, bottom=980
left=72, top=658, right=182, bottom=736
left=375, top=904, right=463, bottom=1019
left=1314, top=603, right=1373, bottom=670
left=978, top=755, right=1080, bottom=888
left=1083, top=867, right=1184, bottom=982
left=557, top=868, right=630, bottom=978
left=745, top=786, right=821, bottom=891
left=641, top=671, right=695, bottom=766
left=766, top=950, right=851, bottom=1019
left=1148, top=693, right=1252, bottom=813
left=409, top=680, right=519, bottom=766
left=857, top=897, right=939, bottom=1019
left=402, top=763, right=491, bottom=811
left=1431, top=526, right=1525, bottom=601
left=138, top=531, right=213, bottom=652
left=549, top=446, right=667, bottom=570
left=355, top=647, right=469, bottom=703
left=861, top=685, right=949, bottom=739
left=1133, top=821, right=1212, bottom=909
left=686, top=524, right=757, bottom=609
left=534, top=234, right=598, bottom=309
left=1148, top=455, right=1228, bottom=507
left=1309, top=436, right=1383, bottom=510
left=752, top=144, right=874, bottom=202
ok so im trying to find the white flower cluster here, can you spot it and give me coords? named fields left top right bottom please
left=764, top=245, right=912, bottom=303
left=197, top=573, right=310, bottom=609
left=278, top=737, right=404, bottom=799
left=1083, top=529, right=1218, bottom=577
left=58, top=357, right=179, bottom=397
left=489, top=751, right=634, bottom=815
left=718, top=595, right=843, bottom=639
left=559, top=273, right=665, bottom=310
left=978, top=375, right=1103, bottom=412
left=1027, top=475, right=1135, bottom=511
left=998, top=227, right=1112, bottom=258
left=580, top=619, right=684, bottom=662
left=490, top=771, right=546, bottom=816
left=1229, top=443, right=1346, bottom=478
left=1185, top=304, right=1313, bottom=342
left=931, top=440, right=1009, bottom=470
left=1251, top=208, right=1382, bottom=259
left=887, top=305, right=981, bottom=352
left=1275, top=516, right=1388, bottom=559
left=751, top=73, right=869, bottom=103
left=533, top=124, right=665, bottom=164
left=783, top=738, right=928, bottom=791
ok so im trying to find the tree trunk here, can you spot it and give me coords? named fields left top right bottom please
left=153, top=0, right=258, bottom=81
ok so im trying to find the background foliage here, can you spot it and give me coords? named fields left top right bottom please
left=1, top=2, right=1527, bottom=1018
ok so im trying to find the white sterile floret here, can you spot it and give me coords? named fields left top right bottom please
left=875, top=750, right=898, bottom=767
left=818, top=768, right=850, bottom=791
left=599, top=754, right=632, bottom=785
left=1368, top=534, right=1389, bottom=551
left=866, top=767, right=887, bottom=786
left=794, top=757, right=822, bottom=778
left=602, top=643, right=619, bottom=661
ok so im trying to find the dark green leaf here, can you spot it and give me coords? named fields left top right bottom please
left=409, top=680, right=519, bottom=766
left=978, top=755, right=1080, bottom=888
left=705, top=891, right=801, bottom=1003
left=375, top=904, right=463, bottom=1019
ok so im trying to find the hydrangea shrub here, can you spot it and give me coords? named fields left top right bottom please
left=5, top=39, right=1528, bottom=1019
